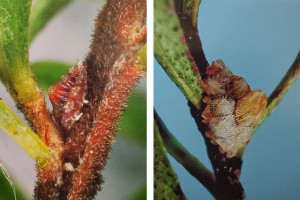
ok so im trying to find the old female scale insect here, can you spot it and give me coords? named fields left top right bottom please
left=202, top=60, right=267, bottom=157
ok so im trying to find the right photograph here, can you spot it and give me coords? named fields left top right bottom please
left=154, top=0, right=300, bottom=199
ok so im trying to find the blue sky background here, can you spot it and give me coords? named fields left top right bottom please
left=155, top=0, right=300, bottom=199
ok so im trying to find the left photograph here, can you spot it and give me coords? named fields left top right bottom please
left=0, top=0, right=146, bottom=199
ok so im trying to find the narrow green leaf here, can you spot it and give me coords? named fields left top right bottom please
left=154, top=121, right=186, bottom=199
left=0, top=99, right=50, bottom=165
left=119, top=91, right=146, bottom=146
left=31, top=61, right=70, bottom=90
left=128, top=184, right=146, bottom=200
left=29, top=0, right=74, bottom=43
left=154, top=0, right=202, bottom=108
left=0, top=164, right=29, bottom=200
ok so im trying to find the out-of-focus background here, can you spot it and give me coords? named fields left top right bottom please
left=0, top=0, right=146, bottom=199
left=155, top=0, right=300, bottom=199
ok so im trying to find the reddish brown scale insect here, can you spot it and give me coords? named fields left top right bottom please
left=49, top=80, right=75, bottom=108
left=49, top=62, right=88, bottom=132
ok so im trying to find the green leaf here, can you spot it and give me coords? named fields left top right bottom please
left=119, top=91, right=146, bottom=146
left=0, top=0, right=31, bottom=69
left=154, top=120, right=186, bottom=200
left=29, top=0, right=74, bottom=43
left=128, top=184, right=146, bottom=200
left=0, top=165, right=29, bottom=200
left=154, top=0, right=203, bottom=108
left=31, top=61, right=70, bottom=90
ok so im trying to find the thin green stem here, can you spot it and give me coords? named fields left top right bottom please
left=253, top=51, right=300, bottom=133
left=154, top=110, right=218, bottom=198
left=0, top=99, right=50, bottom=165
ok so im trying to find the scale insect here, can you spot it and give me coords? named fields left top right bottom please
left=202, top=60, right=267, bottom=157
left=49, top=62, right=88, bottom=132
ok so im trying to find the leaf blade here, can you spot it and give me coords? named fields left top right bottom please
left=154, top=0, right=203, bottom=108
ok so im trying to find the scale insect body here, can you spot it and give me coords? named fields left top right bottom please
left=49, top=62, right=88, bottom=132
left=202, top=60, right=267, bottom=157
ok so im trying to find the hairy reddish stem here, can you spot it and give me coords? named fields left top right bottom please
left=68, top=61, right=144, bottom=199
left=40, top=0, right=146, bottom=199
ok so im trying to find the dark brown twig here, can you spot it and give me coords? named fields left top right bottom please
left=174, top=0, right=209, bottom=75
left=174, top=1, right=246, bottom=198
left=188, top=102, right=245, bottom=200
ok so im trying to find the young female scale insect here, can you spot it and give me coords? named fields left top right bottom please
left=48, top=61, right=88, bottom=133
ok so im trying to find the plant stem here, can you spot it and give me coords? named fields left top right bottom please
left=253, top=51, right=300, bottom=133
left=188, top=102, right=245, bottom=200
left=0, top=0, right=63, bottom=151
left=154, top=110, right=218, bottom=198
left=1, top=1, right=64, bottom=198
left=0, top=99, right=50, bottom=165
left=174, top=0, right=208, bottom=75
left=45, top=0, right=147, bottom=198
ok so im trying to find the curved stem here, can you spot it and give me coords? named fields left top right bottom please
left=253, top=51, right=300, bottom=133
left=154, top=110, right=218, bottom=198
